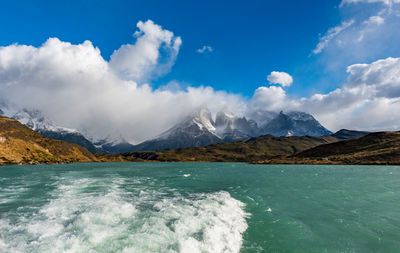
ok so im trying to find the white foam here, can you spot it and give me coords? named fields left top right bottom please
left=0, top=176, right=249, bottom=253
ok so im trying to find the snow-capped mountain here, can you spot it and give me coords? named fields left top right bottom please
left=0, top=108, right=99, bottom=153
left=259, top=111, right=332, bottom=137
left=246, top=110, right=278, bottom=127
left=1, top=104, right=333, bottom=153
left=79, top=130, right=133, bottom=154
left=130, top=108, right=332, bottom=151
left=10, top=109, right=77, bottom=134
left=214, top=111, right=258, bottom=142
left=0, top=105, right=133, bottom=154
left=130, top=108, right=222, bottom=151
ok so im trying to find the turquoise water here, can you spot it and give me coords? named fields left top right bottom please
left=1, top=163, right=400, bottom=253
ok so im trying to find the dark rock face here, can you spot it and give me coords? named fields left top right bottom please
left=39, top=130, right=100, bottom=154
left=131, top=130, right=221, bottom=151
left=128, top=110, right=333, bottom=152
left=214, top=112, right=259, bottom=142
left=260, top=111, right=332, bottom=137
left=2, top=105, right=334, bottom=153
left=99, top=142, right=136, bottom=154
left=131, top=109, right=222, bottom=151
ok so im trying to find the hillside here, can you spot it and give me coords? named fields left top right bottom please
left=331, top=129, right=369, bottom=140
left=118, top=135, right=338, bottom=162
left=294, top=131, right=400, bottom=164
left=257, top=131, right=400, bottom=165
left=125, top=109, right=332, bottom=153
left=0, top=116, right=97, bottom=165
left=2, top=114, right=394, bottom=165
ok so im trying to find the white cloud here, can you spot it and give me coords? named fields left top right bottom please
left=1, top=19, right=400, bottom=144
left=109, top=20, right=182, bottom=82
left=0, top=21, right=243, bottom=144
left=340, top=0, right=400, bottom=7
left=197, top=45, right=213, bottom=54
left=248, top=57, right=400, bottom=131
left=313, top=20, right=355, bottom=54
left=267, top=71, right=293, bottom=87
left=312, top=0, right=400, bottom=79
left=247, top=86, right=289, bottom=112
left=364, top=15, right=385, bottom=25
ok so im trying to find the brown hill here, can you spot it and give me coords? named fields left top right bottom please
left=0, top=116, right=97, bottom=165
left=291, top=131, right=400, bottom=164
left=119, top=135, right=338, bottom=162
left=3, top=114, right=392, bottom=165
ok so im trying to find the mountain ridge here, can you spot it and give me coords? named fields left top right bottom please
left=1, top=105, right=335, bottom=153
left=128, top=108, right=333, bottom=152
left=0, top=116, right=97, bottom=165
left=254, top=131, right=400, bottom=165
left=0, top=114, right=385, bottom=165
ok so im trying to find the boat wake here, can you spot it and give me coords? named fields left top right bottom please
left=0, top=176, right=248, bottom=253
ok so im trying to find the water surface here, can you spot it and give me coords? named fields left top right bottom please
left=1, top=162, right=399, bottom=252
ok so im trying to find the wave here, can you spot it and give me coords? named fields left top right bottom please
left=0, top=176, right=248, bottom=253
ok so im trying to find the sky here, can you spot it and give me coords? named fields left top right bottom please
left=0, top=0, right=400, bottom=144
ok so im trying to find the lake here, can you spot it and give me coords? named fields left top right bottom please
left=1, top=162, right=399, bottom=252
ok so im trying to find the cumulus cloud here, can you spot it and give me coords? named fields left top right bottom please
left=248, top=57, right=400, bottom=131
left=247, top=86, right=290, bottom=112
left=109, top=20, right=182, bottom=82
left=267, top=71, right=293, bottom=87
left=197, top=45, right=213, bottom=54
left=1, top=19, right=400, bottom=144
left=0, top=21, right=243, bottom=144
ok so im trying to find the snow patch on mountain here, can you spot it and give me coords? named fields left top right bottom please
left=0, top=102, right=333, bottom=153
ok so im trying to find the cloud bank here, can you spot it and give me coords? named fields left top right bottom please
left=0, top=20, right=244, bottom=144
left=249, top=57, right=400, bottom=131
left=0, top=19, right=400, bottom=144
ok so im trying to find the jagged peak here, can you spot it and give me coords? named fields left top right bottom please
left=10, top=108, right=78, bottom=134
left=215, top=110, right=236, bottom=128
left=286, top=111, right=315, bottom=121
left=245, top=109, right=278, bottom=127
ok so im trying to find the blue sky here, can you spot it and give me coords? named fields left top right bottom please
left=1, top=0, right=400, bottom=141
left=0, top=0, right=354, bottom=98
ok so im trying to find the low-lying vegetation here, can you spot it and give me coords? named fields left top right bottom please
left=0, top=116, right=97, bottom=165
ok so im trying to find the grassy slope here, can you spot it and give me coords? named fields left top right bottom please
left=3, top=114, right=396, bottom=165
left=0, top=116, right=97, bottom=165
left=119, top=135, right=338, bottom=162
left=257, top=132, right=400, bottom=165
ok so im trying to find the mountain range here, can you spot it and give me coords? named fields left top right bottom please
left=125, top=108, right=332, bottom=153
left=1, top=108, right=99, bottom=153
left=0, top=106, right=333, bottom=153
left=0, top=114, right=388, bottom=165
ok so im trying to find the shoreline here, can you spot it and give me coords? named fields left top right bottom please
left=2, top=159, right=400, bottom=167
